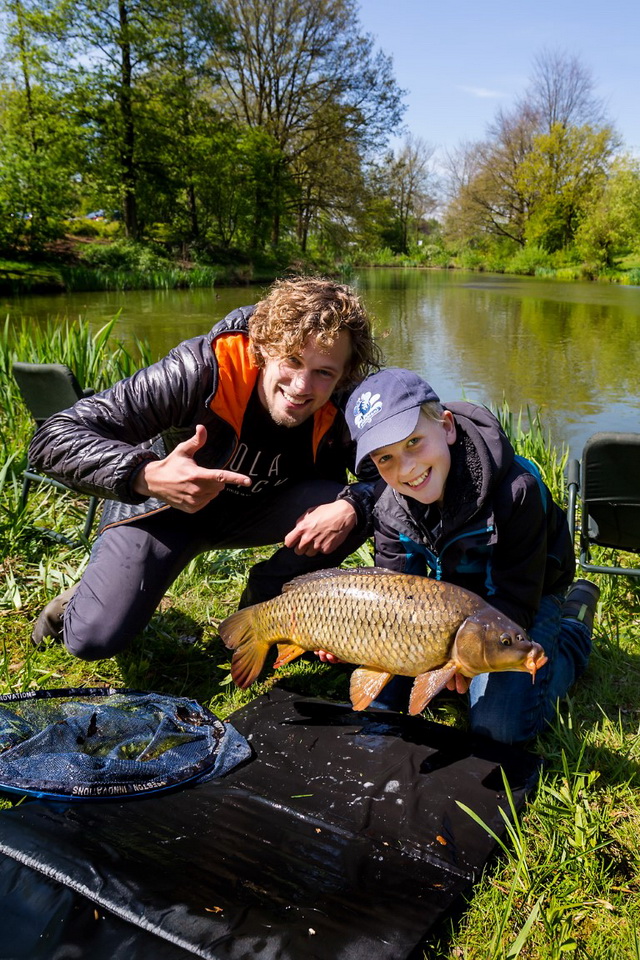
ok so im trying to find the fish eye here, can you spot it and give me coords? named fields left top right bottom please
left=500, top=633, right=513, bottom=646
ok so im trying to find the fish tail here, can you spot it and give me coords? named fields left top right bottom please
left=218, top=608, right=271, bottom=689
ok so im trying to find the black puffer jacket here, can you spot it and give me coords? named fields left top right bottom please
left=373, top=401, right=575, bottom=630
left=28, top=307, right=378, bottom=533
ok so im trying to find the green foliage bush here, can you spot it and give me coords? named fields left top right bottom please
left=64, top=220, right=101, bottom=238
left=63, top=240, right=220, bottom=291
left=352, top=246, right=397, bottom=266
left=551, top=266, right=583, bottom=281
left=79, top=240, right=170, bottom=271
left=481, top=252, right=508, bottom=273
left=417, top=243, right=452, bottom=267
left=504, top=245, right=553, bottom=276
left=456, top=248, right=485, bottom=270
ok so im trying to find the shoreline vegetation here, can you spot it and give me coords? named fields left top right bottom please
left=2, top=235, right=640, bottom=296
left=1, top=321, right=639, bottom=957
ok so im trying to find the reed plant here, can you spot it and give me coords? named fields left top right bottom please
left=0, top=321, right=639, bottom=958
left=59, top=264, right=220, bottom=292
left=494, top=400, right=569, bottom=502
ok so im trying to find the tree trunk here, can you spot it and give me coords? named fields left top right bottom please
left=188, top=181, right=199, bottom=241
left=119, top=0, right=138, bottom=240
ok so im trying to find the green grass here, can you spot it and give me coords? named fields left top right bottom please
left=0, top=256, right=221, bottom=294
left=0, top=258, right=65, bottom=294
left=58, top=263, right=221, bottom=292
left=1, top=320, right=639, bottom=958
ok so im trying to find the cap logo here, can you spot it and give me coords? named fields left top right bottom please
left=352, top=390, right=383, bottom=430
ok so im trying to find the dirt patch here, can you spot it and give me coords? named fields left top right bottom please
left=45, top=235, right=112, bottom=263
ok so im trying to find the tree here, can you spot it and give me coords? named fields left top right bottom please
left=209, top=0, right=405, bottom=247
left=444, top=106, right=539, bottom=247
left=27, top=0, right=233, bottom=241
left=574, top=156, right=640, bottom=267
left=0, top=0, right=83, bottom=251
left=364, top=136, right=437, bottom=254
left=289, top=105, right=368, bottom=254
left=383, top=136, right=437, bottom=253
left=444, top=49, right=619, bottom=255
left=518, top=122, right=617, bottom=251
left=137, top=1, right=234, bottom=247
left=523, top=48, right=608, bottom=131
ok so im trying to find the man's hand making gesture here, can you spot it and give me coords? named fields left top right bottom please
left=133, top=424, right=251, bottom=512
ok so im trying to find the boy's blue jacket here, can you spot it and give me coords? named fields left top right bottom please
left=373, top=401, right=575, bottom=630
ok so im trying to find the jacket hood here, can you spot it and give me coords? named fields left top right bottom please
left=444, top=401, right=514, bottom=517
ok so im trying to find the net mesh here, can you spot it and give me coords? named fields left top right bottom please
left=0, top=688, right=250, bottom=799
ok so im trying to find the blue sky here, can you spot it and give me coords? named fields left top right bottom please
left=357, top=0, right=640, bottom=160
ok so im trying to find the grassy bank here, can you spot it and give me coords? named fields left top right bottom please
left=344, top=245, right=640, bottom=286
left=4, top=233, right=640, bottom=297
left=1, top=321, right=639, bottom=958
left=0, top=254, right=265, bottom=295
left=0, top=231, right=330, bottom=295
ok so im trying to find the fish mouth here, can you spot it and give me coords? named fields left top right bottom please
left=524, top=646, right=548, bottom=680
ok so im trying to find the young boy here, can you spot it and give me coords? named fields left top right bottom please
left=344, top=367, right=600, bottom=745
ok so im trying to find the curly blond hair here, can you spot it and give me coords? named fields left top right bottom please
left=249, top=276, right=383, bottom=389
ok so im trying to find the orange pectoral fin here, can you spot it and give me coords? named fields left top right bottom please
left=409, top=663, right=459, bottom=715
left=273, top=642, right=307, bottom=669
left=349, top=668, right=393, bottom=711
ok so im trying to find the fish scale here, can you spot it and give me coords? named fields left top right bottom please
left=219, top=567, right=547, bottom=714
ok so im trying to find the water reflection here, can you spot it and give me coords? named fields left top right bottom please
left=356, top=270, right=640, bottom=457
left=5, top=269, right=640, bottom=457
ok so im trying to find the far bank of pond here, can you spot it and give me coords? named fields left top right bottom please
left=4, top=268, right=640, bottom=460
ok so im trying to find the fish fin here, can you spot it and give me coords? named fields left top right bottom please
left=409, top=663, right=459, bottom=715
left=282, top=566, right=398, bottom=592
left=273, top=642, right=307, bottom=668
left=349, top=668, right=394, bottom=711
left=218, top=608, right=270, bottom=689
left=282, top=570, right=339, bottom=592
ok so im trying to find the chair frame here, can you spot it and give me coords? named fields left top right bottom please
left=566, top=431, right=640, bottom=579
left=12, top=362, right=99, bottom=547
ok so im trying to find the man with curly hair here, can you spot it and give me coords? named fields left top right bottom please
left=29, top=276, right=383, bottom=660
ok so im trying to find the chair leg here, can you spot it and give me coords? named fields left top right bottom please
left=21, top=471, right=99, bottom=547
left=83, top=496, right=99, bottom=540
left=20, top=474, right=31, bottom=511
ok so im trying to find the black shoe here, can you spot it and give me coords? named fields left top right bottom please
left=561, top=579, right=600, bottom=634
left=31, top=586, right=76, bottom=646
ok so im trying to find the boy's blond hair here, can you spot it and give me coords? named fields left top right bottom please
left=249, top=276, right=383, bottom=389
left=420, top=401, right=446, bottom=423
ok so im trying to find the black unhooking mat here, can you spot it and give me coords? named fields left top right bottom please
left=0, top=689, right=541, bottom=960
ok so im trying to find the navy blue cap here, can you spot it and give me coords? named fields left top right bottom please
left=346, top=368, right=440, bottom=472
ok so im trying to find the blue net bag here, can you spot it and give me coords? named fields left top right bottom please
left=0, top=687, right=250, bottom=800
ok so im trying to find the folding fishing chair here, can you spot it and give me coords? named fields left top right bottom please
left=12, top=362, right=99, bottom=545
left=566, top=431, right=640, bottom=578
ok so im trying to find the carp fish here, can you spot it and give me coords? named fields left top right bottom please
left=219, top=567, right=548, bottom=715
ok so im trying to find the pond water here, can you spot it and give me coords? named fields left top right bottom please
left=5, top=268, right=640, bottom=458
